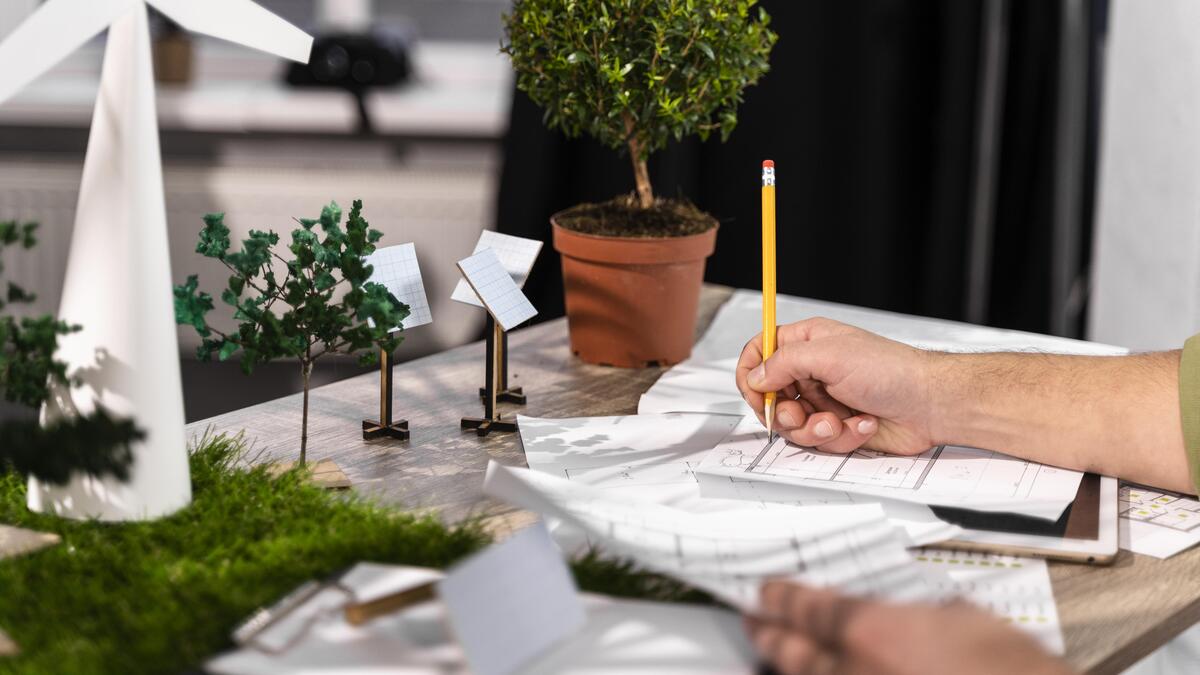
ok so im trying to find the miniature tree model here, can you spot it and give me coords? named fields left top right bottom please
left=174, top=200, right=409, bottom=466
left=503, top=0, right=776, bottom=368
left=0, top=220, right=141, bottom=483
left=503, top=0, right=776, bottom=211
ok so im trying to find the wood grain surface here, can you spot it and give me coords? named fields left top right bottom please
left=187, top=284, right=1200, bottom=673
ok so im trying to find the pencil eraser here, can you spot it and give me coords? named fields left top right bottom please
left=762, top=159, right=774, bottom=168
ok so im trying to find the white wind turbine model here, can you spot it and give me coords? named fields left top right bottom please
left=0, top=1, right=312, bottom=521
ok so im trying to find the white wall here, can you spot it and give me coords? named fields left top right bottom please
left=1089, top=0, right=1200, bottom=351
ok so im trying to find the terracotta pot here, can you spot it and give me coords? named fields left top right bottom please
left=552, top=217, right=717, bottom=368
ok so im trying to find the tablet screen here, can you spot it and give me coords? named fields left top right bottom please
left=930, top=473, right=1101, bottom=540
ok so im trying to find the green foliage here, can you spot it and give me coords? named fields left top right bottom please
left=503, top=0, right=776, bottom=205
left=0, top=221, right=138, bottom=484
left=174, top=200, right=410, bottom=463
left=174, top=201, right=409, bottom=375
left=0, top=434, right=712, bottom=674
left=0, top=433, right=489, bottom=674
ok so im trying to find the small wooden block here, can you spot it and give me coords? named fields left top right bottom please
left=268, top=459, right=352, bottom=490
left=0, top=525, right=60, bottom=561
left=0, top=628, right=17, bottom=657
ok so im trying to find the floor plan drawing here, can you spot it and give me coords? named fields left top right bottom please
left=1121, top=486, right=1200, bottom=532
left=698, top=417, right=1085, bottom=520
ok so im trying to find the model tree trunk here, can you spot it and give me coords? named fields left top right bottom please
left=299, top=360, right=312, bottom=466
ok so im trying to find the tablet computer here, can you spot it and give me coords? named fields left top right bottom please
left=928, top=473, right=1118, bottom=564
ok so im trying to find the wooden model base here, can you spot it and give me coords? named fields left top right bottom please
left=268, top=459, right=352, bottom=490
left=363, top=349, right=410, bottom=442
left=362, top=419, right=409, bottom=441
left=462, top=319, right=522, bottom=437
left=460, top=416, right=519, bottom=437
left=478, top=386, right=525, bottom=404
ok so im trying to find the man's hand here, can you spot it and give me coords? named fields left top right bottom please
left=746, top=581, right=1074, bottom=675
left=736, top=318, right=941, bottom=455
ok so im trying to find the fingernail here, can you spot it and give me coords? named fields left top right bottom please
left=750, top=365, right=765, bottom=384
left=778, top=409, right=796, bottom=427
left=815, top=420, right=834, bottom=438
left=857, top=419, right=876, bottom=434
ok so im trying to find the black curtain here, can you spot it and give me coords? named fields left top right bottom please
left=495, top=0, right=1102, bottom=336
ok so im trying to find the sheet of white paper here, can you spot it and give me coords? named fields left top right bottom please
left=639, top=289, right=1127, bottom=417
left=451, top=231, right=543, bottom=307
left=914, top=548, right=1065, bottom=655
left=484, top=461, right=939, bottom=612
left=1118, top=484, right=1200, bottom=559
left=364, top=243, right=433, bottom=330
left=439, top=523, right=586, bottom=675
left=519, top=413, right=958, bottom=547
left=457, top=248, right=537, bottom=331
left=209, top=578, right=755, bottom=675
left=698, top=417, right=1084, bottom=520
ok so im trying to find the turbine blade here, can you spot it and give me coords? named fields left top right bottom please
left=146, top=0, right=312, bottom=64
left=0, top=0, right=132, bottom=106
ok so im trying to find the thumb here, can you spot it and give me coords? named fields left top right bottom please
left=747, top=343, right=821, bottom=393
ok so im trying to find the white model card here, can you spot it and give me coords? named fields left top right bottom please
left=363, top=243, right=432, bottom=330
left=697, top=416, right=1085, bottom=521
left=451, top=231, right=543, bottom=308
left=457, top=248, right=537, bottom=331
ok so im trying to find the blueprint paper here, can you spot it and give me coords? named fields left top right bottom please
left=639, top=289, right=1127, bottom=417
left=364, top=243, right=433, bottom=330
left=1118, top=484, right=1200, bottom=558
left=518, top=413, right=958, bottom=547
left=451, top=231, right=542, bottom=308
left=483, top=462, right=940, bottom=612
left=913, top=548, right=1064, bottom=655
left=697, top=417, right=1084, bottom=521
left=439, top=524, right=585, bottom=675
left=209, top=570, right=756, bottom=675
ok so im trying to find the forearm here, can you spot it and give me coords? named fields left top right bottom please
left=927, top=350, right=1193, bottom=494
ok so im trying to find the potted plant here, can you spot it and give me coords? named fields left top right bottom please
left=173, top=200, right=409, bottom=477
left=503, top=0, right=776, bottom=367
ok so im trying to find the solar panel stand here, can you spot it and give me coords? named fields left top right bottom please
left=478, top=315, right=526, bottom=405
left=362, top=349, right=410, bottom=441
left=461, top=320, right=519, bottom=436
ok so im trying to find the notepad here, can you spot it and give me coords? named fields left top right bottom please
left=363, top=243, right=432, bottom=330
left=451, top=231, right=542, bottom=308
left=457, top=248, right=538, bottom=331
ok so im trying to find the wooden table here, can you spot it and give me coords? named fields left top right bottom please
left=188, top=285, right=1200, bottom=674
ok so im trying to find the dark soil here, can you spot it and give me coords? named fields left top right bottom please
left=554, top=194, right=718, bottom=238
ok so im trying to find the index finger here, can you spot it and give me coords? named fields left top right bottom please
left=736, top=333, right=766, bottom=421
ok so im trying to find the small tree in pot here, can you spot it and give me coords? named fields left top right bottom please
left=504, top=0, right=776, bottom=367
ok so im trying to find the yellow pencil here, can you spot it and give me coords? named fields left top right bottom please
left=761, top=160, right=777, bottom=441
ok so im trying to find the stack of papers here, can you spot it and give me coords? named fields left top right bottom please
left=519, top=413, right=959, bottom=547
left=484, top=461, right=937, bottom=611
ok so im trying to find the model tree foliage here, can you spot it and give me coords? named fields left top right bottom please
left=174, top=200, right=409, bottom=465
left=0, top=220, right=141, bottom=484
left=503, top=0, right=776, bottom=209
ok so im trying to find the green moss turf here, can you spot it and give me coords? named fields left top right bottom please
left=0, top=433, right=706, bottom=674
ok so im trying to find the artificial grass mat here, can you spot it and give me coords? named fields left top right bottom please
left=0, top=434, right=704, bottom=674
